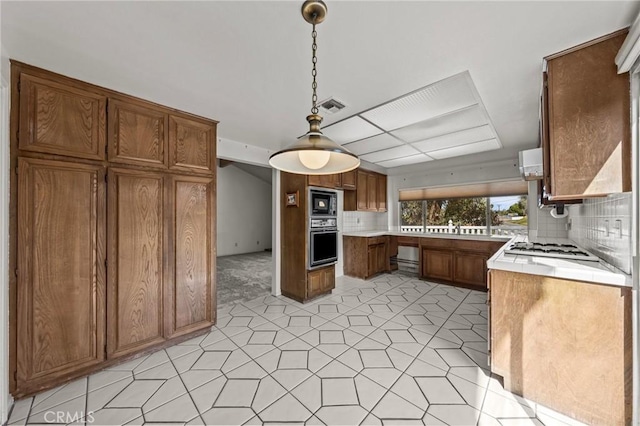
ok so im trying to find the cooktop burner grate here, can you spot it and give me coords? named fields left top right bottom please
left=504, top=242, right=599, bottom=261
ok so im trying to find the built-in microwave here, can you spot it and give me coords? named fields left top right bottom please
left=309, top=189, right=337, bottom=217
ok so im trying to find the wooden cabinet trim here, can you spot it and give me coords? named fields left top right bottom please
left=19, top=73, right=107, bottom=161
left=108, top=99, right=169, bottom=169
left=16, top=158, right=106, bottom=384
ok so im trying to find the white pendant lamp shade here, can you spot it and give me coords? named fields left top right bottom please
left=269, top=130, right=360, bottom=175
left=269, top=0, right=361, bottom=175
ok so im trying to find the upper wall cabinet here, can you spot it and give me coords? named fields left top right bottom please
left=108, top=99, right=168, bottom=168
left=542, top=30, right=631, bottom=201
left=19, top=73, right=106, bottom=160
left=344, top=169, right=387, bottom=212
left=169, top=115, right=216, bottom=173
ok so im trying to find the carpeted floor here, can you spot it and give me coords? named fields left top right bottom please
left=217, top=251, right=272, bottom=309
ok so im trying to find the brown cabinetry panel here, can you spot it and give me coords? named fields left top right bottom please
left=341, top=170, right=357, bottom=190
left=453, top=252, right=487, bottom=289
left=168, top=175, right=216, bottom=337
left=107, top=169, right=165, bottom=358
left=545, top=30, right=630, bottom=199
left=422, top=249, right=453, bottom=281
left=490, top=270, right=631, bottom=425
left=17, top=158, right=106, bottom=385
left=308, top=265, right=335, bottom=298
left=19, top=73, right=106, bottom=160
left=376, top=174, right=387, bottom=212
left=367, top=173, right=377, bottom=211
left=169, top=115, right=216, bottom=173
left=356, top=170, right=368, bottom=210
left=308, top=173, right=341, bottom=189
left=108, top=100, right=168, bottom=168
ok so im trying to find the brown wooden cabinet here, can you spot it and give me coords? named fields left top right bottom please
left=308, top=265, right=336, bottom=299
left=308, top=172, right=341, bottom=189
left=168, top=175, right=216, bottom=338
left=108, top=99, right=168, bottom=168
left=344, top=169, right=387, bottom=212
left=16, top=158, right=106, bottom=388
left=343, top=236, right=390, bottom=280
left=168, top=115, right=216, bottom=173
left=341, top=169, right=357, bottom=190
left=422, top=249, right=453, bottom=281
left=489, top=269, right=631, bottom=425
left=11, top=62, right=218, bottom=397
left=19, top=73, right=106, bottom=160
left=107, top=168, right=165, bottom=358
left=419, top=237, right=505, bottom=290
left=542, top=30, right=631, bottom=200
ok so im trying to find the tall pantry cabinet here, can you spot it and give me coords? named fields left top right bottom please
left=10, top=61, right=217, bottom=397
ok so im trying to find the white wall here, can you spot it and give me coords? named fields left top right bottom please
left=217, top=164, right=272, bottom=256
left=1, top=35, right=13, bottom=424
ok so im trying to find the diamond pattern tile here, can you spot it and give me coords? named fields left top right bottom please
left=11, top=272, right=573, bottom=425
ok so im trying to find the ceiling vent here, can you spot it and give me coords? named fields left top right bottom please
left=319, top=97, right=346, bottom=114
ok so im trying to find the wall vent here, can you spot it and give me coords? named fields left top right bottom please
left=319, top=97, right=346, bottom=114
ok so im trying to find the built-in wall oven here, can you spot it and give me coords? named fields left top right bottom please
left=309, top=216, right=338, bottom=268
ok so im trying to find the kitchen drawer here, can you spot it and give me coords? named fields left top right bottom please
left=420, top=237, right=454, bottom=250
left=453, top=239, right=493, bottom=254
left=367, top=236, right=387, bottom=246
left=397, top=236, right=419, bottom=247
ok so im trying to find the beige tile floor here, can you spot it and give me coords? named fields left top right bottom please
left=8, top=273, right=586, bottom=426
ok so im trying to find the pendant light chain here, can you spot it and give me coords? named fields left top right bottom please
left=311, top=21, right=319, bottom=115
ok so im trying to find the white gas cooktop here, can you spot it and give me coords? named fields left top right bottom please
left=504, top=242, right=599, bottom=261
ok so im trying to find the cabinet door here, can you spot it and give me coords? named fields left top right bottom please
left=307, top=266, right=335, bottom=297
left=367, top=173, right=377, bottom=211
left=453, top=251, right=488, bottom=289
left=341, top=170, right=357, bottom=190
left=169, top=115, right=216, bottom=173
left=357, top=170, right=368, bottom=211
left=376, top=175, right=387, bottom=212
left=547, top=32, right=630, bottom=198
left=168, top=175, right=216, bottom=337
left=107, top=169, right=165, bottom=358
left=19, top=73, right=106, bottom=160
left=422, top=249, right=453, bottom=281
left=108, top=99, right=168, bottom=168
left=376, top=243, right=387, bottom=273
left=17, top=158, right=106, bottom=386
left=367, top=246, right=377, bottom=277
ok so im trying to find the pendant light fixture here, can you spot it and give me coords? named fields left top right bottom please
left=269, top=0, right=360, bottom=175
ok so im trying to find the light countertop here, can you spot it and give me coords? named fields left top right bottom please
left=487, top=235, right=632, bottom=287
left=342, top=230, right=512, bottom=242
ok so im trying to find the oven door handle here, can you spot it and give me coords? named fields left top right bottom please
left=310, top=229, right=338, bottom=234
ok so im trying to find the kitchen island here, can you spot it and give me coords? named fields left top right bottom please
left=487, top=237, right=632, bottom=425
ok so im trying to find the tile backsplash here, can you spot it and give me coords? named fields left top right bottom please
left=568, top=193, right=632, bottom=274
left=343, top=211, right=388, bottom=232
left=533, top=206, right=569, bottom=238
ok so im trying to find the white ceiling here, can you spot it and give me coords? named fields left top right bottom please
left=2, top=1, right=638, bottom=172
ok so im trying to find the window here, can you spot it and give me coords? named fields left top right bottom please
left=399, top=196, right=528, bottom=236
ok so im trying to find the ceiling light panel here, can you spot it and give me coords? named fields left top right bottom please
left=412, top=125, right=495, bottom=152
left=343, top=133, right=403, bottom=155
left=360, top=144, right=420, bottom=163
left=376, top=154, right=433, bottom=168
left=321, top=116, right=382, bottom=144
left=390, top=105, right=488, bottom=143
left=360, top=72, right=478, bottom=131
left=427, top=139, right=501, bottom=160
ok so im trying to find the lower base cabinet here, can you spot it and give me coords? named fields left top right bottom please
left=489, top=269, right=631, bottom=425
left=422, top=249, right=453, bottom=281
left=344, top=236, right=390, bottom=280
left=453, top=251, right=488, bottom=288
left=308, top=265, right=336, bottom=299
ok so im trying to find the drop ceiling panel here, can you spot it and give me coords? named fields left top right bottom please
left=390, top=105, right=488, bottom=143
left=343, top=133, right=403, bottom=155
left=376, top=154, right=433, bottom=168
left=412, top=125, right=495, bottom=152
left=427, top=138, right=501, bottom=160
left=360, top=72, right=478, bottom=131
left=320, top=116, right=382, bottom=144
left=360, top=144, right=420, bottom=163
